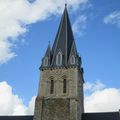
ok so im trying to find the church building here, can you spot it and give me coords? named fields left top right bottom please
left=0, top=4, right=119, bottom=120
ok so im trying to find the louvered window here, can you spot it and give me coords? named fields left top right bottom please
left=70, top=55, right=75, bottom=64
left=44, top=57, right=48, bottom=66
left=56, top=51, right=62, bottom=65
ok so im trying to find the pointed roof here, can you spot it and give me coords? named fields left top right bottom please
left=51, top=5, right=76, bottom=66
left=40, top=5, right=80, bottom=69
left=69, top=40, right=77, bottom=57
left=44, top=42, right=51, bottom=58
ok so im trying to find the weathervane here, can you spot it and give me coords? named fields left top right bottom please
left=48, top=40, right=50, bottom=46
left=65, top=0, right=67, bottom=6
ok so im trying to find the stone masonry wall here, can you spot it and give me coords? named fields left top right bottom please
left=33, top=97, right=80, bottom=120
left=42, top=98, right=70, bottom=120
left=38, top=68, right=81, bottom=98
left=33, top=67, right=84, bottom=120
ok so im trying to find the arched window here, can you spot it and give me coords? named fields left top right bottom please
left=70, top=55, right=75, bottom=64
left=50, top=79, right=54, bottom=94
left=63, top=79, right=67, bottom=93
left=56, top=51, right=62, bottom=65
left=44, top=57, right=48, bottom=66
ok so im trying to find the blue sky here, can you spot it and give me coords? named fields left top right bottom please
left=0, top=0, right=120, bottom=114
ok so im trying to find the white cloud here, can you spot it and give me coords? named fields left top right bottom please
left=0, top=81, right=36, bottom=115
left=104, top=11, right=120, bottom=27
left=72, top=15, right=87, bottom=37
left=84, top=81, right=120, bottom=112
left=26, top=96, right=36, bottom=115
left=0, top=0, right=89, bottom=64
left=0, top=81, right=26, bottom=115
left=84, top=80, right=106, bottom=92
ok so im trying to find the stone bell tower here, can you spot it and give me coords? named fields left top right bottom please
left=33, top=5, right=84, bottom=120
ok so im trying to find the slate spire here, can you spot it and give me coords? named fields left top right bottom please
left=42, top=42, right=51, bottom=67
left=44, top=41, right=51, bottom=56
left=51, top=5, right=77, bottom=67
left=41, top=5, right=80, bottom=69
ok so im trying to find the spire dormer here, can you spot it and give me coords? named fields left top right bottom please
left=42, top=42, right=51, bottom=67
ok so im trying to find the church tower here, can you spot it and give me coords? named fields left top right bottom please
left=33, top=5, right=84, bottom=120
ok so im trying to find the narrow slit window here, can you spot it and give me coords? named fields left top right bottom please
left=50, top=80, right=54, bottom=94
left=63, top=79, right=67, bottom=93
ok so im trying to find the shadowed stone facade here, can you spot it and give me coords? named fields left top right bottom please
left=34, top=66, right=84, bottom=120
left=34, top=67, right=84, bottom=120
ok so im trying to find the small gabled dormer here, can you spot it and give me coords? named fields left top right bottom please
left=42, top=42, right=51, bottom=67
left=43, top=57, right=48, bottom=66
left=68, top=40, right=81, bottom=66
left=70, top=55, right=75, bottom=65
left=56, top=50, right=63, bottom=66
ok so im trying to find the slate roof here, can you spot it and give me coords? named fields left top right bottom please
left=82, top=112, right=120, bottom=120
left=51, top=5, right=75, bottom=66
left=0, top=116, right=33, bottom=120
left=0, top=112, right=119, bottom=120
left=41, top=5, right=80, bottom=69
left=44, top=42, right=51, bottom=59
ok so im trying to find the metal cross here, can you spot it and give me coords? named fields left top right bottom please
left=65, top=0, right=67, bottom=6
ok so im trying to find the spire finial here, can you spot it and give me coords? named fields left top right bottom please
left=48, top=40, right=50, bottom=46
left=65, top=0, right=67, bottom=7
